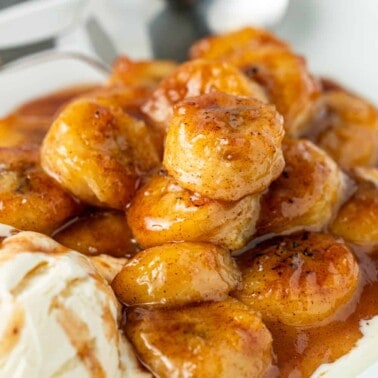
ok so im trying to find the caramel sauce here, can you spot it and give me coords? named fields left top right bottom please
left=4, top=86, right=378, bottom=377
left=270, top=247, right=378, bottom=377
left=0, top=85, right=99, bottom=148
left=13, top=85, right=99, bottom=118
left=0, top=304, right=24, bottom=358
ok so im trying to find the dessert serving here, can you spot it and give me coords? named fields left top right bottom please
left=0, top=27, right=377, bottom=377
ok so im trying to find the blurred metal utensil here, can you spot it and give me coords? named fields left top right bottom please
left=0, top=0, right=28, bottom=11
left=148, top=0, right=289, bottom=61
left=0, top=51, right=109, bottom=75
left=0, top=0, right=89, bottom=49
left=149, top=0, right=207, bottom=61
left=0, top=0, right=89, bottom=65
left=86, top=17, right=118, bottom=67
left=0, top=39, right=54, bottom=66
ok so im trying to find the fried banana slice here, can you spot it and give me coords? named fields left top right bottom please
left=142, top=58, right=266, bottom=133
left=127, top=172, right=261, bottom=251
left=0, top=115, right=50, bottom=147
left=112, top=242, right=241, bottom=307
left=256, top=139, right=350, bottom=239
left=331, top=167, right=378, bottom=246
left=109, top=56, right=177, bottom=87
left=125, top=299, right=273, bottom=378
left=0, top=146, right=80, bottom=234
left=163, top=92, right=285, bottom=200
left=234, top=233, right=360, bottom=326
left=54, top=210, right=138, bottom=258
left=0, top=86, right=96, bottom=147
left=41, top=98, right=160, bottom=209
left=190, top=27, right=320, bottom=136
left=311, top=89, right=378, bottom=170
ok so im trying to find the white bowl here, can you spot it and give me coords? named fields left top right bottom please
left=0, top=0, right=89, bottom=48
left=0, top=52, right=107, bottom=117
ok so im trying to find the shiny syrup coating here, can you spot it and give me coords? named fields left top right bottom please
left=142, top=58, right=267, bottom=133
left=331, top=179, right=378, bottom=246
left=164, top=92, right=285, bottom=200
left=41, top=97, right=160, bottom=209
left=127, top=171, right=261, bottom=251
left=112, top=242, right=241, bottom=307
left=269, top=247, right=378, bottom=377
left=2, top=47, right=378, bottom=378
left=108, top=55, right=177, bottom=87
left=309, top=88, right=378, bottom=171
left=125, top=298, right=273, bottom=378
left=234, top=232, right=360, bottom=327
left=0, top=145, right=81, bottom=234
left=256, top=138, right=348, bottom=238
left=53, top=210, right=138, bottom=258
left=190, top=27, right=321, bottom=136
left=0, top=85, right=98, bottom=147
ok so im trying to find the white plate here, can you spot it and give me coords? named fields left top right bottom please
left=0, top=52, right=107, bottom=117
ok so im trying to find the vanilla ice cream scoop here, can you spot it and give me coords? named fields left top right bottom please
left=0, top=226, right=149, bottom=378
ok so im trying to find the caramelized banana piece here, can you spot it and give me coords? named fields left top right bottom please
left=311, top=89, right=378, bottom=170
left=234, top=233, right=360, bottom=326
left=127, top=172, right=261, bottom=251
left=353, top=166, right=378, bottom=185
left=190, top=27, right=288, bottom=57
left=86, top=85, right=153, bottom=117
left=125, top=299, right=273, bottom=378
left=163, top=92, right=285, bottom=200
left=0, top=146, right=80, bottom=234
left=41, top=98, right=160, bottom=209
left=54, top=210, right=138, bottom=258
left=331, top=168, right=378, bottom=246
left=109, top=56, right=177, bottom=87
left=0, top=87, right=96, bottom=147
left=190, top=27, right=320, bottom=136
left=0, top=115, right=50, bottom=147
left=85, top=86, right=165, bottom=154
left=142, top=59, right=267, bottom=133
left=112, top=242, right=241, bottom=307
left=256, top=139, right=350, bottom=238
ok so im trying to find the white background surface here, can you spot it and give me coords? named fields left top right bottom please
left=86, top=0, right=378, bottom=103
left=1, top=0, right=377, bottom=104
left=274, top=0, right=378, bottom=103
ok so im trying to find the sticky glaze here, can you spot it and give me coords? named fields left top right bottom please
left=269, top=247, right=378, bottom=377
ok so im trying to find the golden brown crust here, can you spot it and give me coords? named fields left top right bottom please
left=163, top=92, right=285, bottom=200
left=125, top=299, right=273, bottom=378
left=142, top=58, right=266, bottom=134
left=127, top=172, right=261, bottom=251
left=234, top=233, right=360, bottom=326
left=0, top=146, right=80, bottom=233
left=54, top=210, right=138, bottom=258
left=1, top=25, right=377, bottom=378
left=190, top=27, right=320, bottom=136
left=310, top=89, right=378, bottom=170
left=112, top=242, right=241, bottom=307
left=189, top=27, right=288, bottom=59
left=256, top=139, right=349, bottom=238
left=331, top=171, right=378, bottom=246
left=41, top=98, right=160, bottom=209
left=108, top=56, right=177, bottom=87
